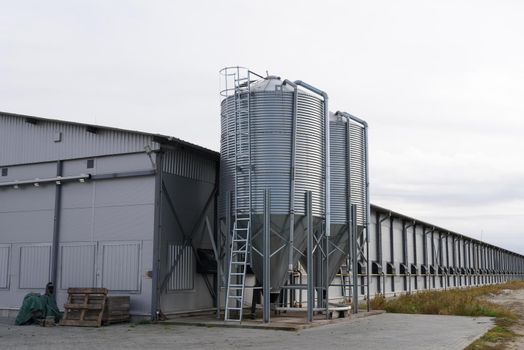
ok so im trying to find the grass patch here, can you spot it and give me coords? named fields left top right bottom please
left=370, top=281, right=524, bottom=349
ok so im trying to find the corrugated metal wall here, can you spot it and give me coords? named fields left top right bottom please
left=162, top=149, right=217, bottom=184
left=101, top=242, right=141, bottom=292
left=0, top=245, right=10, bottom=289
left=0, top=112, right=159, bottom=166
left=19, top=245, right=51, bottom=289
left=359, top=206, right=524, bottom=298
left=60, top=243, right=96, bottom=289
left=0, top=152, right=156, bottom=316
left=159, top=147, right=218, bottom=313
left=167, top=244, right=194, bottom=291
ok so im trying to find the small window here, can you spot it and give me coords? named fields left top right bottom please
left=86, top=159, right=94, bottom=169
left=1, top=168, right=7, bottom=177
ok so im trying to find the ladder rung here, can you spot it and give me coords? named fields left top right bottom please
left=230, top=272, right=245, bottom=276
left=227, top=307, right=243, bottom=310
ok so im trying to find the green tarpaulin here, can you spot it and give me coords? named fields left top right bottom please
left=15, top=293, right=61, bottom=326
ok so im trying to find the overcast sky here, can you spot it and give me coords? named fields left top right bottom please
left=1, top=1, right=523, bottom=253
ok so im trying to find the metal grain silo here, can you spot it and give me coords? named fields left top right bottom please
left=299, top=112, right=369, bottom=288
left=219, top=68, right=327, bottom=316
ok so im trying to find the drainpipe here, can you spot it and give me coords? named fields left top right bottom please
left=151, top=152, right=163, bottom=320
left=294, top=80, right=330, bottom=316
left=50, top=160, right=63, bottom=299
left=294, top=80, right=330, bottom=239
left=283, top=80, right=298, bottom=273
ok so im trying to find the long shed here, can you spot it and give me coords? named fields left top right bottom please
left=0, top=111, right=220, bottom=318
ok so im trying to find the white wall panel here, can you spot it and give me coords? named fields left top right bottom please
left=60, top=243, right=96, bottom=289
left=101, top=242, right=141, bottom=292
left=167, top=244, right=194, bottom=291
left=19, top=244, right=51, bottom=289
left=0, top=245, right=10, bottom=289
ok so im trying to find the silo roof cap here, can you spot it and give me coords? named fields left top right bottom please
left=249, top=75, right=295, bottom=92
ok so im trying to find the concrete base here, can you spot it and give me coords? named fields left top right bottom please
left=161, top=310, right=385, bottom=331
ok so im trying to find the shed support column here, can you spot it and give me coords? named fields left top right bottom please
left=376, top=214, right=384, bottom=294
left=412, top=225, right=417, bottom=290
left=151, top=152, right=162, bottom=320
left=431, top=230, right=435, bottom=288
left=390, top=216, right=395, bottom=293
left=306, top=191, right=314, bottom=322
left=263, top=189, right=271, bottom=323
left=422, top=227, right=428, bottom=289
left=351, top=205, right=359, bottom=313
left=50, top=160, right=63, bottom=297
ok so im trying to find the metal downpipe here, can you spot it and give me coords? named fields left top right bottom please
left=294, top=80, right=331, bottom=317
left=294, top=80, right=331, bottom=239
left=283, top=80, right=298, bottom=274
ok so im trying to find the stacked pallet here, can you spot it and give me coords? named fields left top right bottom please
left=102, top=296, right=131, bottom=325
left=60, top=288, right=107, bottom=327
left=59, top=288, right=130, bottom=327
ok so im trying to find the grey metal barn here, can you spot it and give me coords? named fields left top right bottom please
left=0, top=111, right=219, bottom=318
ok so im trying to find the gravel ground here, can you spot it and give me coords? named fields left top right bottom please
left=487, top=288, right=524, bottom=349
left=0, top=313, right=492, bottom=350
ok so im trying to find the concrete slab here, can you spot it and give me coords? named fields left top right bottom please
left=162, top=310, right=385, bottom=331
left=0, top=313, right=493, bottom=350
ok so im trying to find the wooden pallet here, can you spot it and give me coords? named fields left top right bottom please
left=60, top=288, right=107, bottom=327
left=102, top=296, right=130, bottom=325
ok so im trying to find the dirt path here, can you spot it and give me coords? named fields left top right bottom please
left=487, top=288, right=524, bottom=349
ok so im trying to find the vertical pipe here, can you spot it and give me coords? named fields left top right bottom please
left=263, top=189, right=271, bottom=323
left=345, top=114, right=353, bottom=302
left=284, top=80, right=298, bottom=273
left=363, top=125, right=370, bottom=311
left=151, top=152, right=163, bottom=320
left=214, top=161, right=220, bottom=319
left=306, top=191, right=314, bottom=322
left=293, top=81, right=330, bottom=239
left=325, top=101, right=330, bottom=239
left=50, top=160, right=63, bottom=299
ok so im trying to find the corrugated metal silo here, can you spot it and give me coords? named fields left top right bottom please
left=219, top=72, right=326, bottom=297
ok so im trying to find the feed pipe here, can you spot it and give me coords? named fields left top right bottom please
left=283, top=80, right=299, bottom=272
left=293, top=80, right=331, bottom=238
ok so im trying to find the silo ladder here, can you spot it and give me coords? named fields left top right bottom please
left=225, top=219, right=251, bottom=322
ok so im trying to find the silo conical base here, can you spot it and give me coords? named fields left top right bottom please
left=247, top=214, right=324, bottom=294
left=300, top=223, right=351, bottom=288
